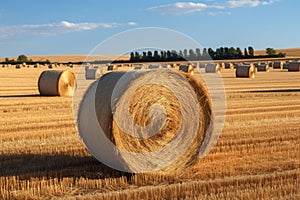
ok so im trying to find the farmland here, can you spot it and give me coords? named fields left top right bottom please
left=0, top=65, right=299, bottom=199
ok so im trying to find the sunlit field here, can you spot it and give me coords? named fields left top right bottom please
left=0, top=65, right=299, bottom=199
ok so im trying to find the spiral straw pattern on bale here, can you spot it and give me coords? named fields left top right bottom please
left=235, top=65, right=256, bottom=78
left=77, top=69, right=214, bottom=173
left=205, top=63, right=221, bottom=73
left=288, top=62, right=300, bottom=72
left=38, top=70, right=76, bottom=96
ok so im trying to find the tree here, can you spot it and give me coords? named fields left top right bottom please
left=195, top=48, right=201, bottom=57
left=142, top=52, right=147, bottom=59
left=236, top=48, right=243, bottom=58
left=147, top=51, right=153, bottom=59
left=183, top=49, right=188, bottom=58
left=135, top=52, right=140, bottom=60
left=244, top=48, right=248, bottom=57
left=228, top=47, right=236, bottom=58
left=153, top=50, right=159, bottom=60
left=17, top=54, right=28, bottom=63
left=266, top=48, right=276, bottom=56
left=166, top=50, right=171, bottom=59
left=130, top=52, right=135, bottom=61
left=208, top=48, right=215, bottom=58
left=189, top=49, right=196, bottom=59
left=202, top=48, right=208, bottom=57
left=179, top=50, right=183, bottom=58
left=248, top=46, right=254, bottom=57
left=224, top=47, right=229, bottom=58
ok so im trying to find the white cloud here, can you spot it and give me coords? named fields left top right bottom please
left=0, top=20, right=137, bottom=40
left=208, top=11, right=231, bottom=16
left=148, top=0, right=276, bottom=15
left=148, top=2, right=210, bottom=15
left=128, top=22, right=138, bottom=26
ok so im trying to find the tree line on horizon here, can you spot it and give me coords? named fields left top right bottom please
left=129, top=47, right=286, bottom=62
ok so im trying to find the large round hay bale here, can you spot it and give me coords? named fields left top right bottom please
left=273, top=61, right=283, bottom=69
left=236, top=65, right=256, bottom=78
left=38, top=70, right=76, bottom=96
left=205, top=63, right=221, bottom=73
left=77, top=69, right=214, bottom=173
left=179, top=65, right=194, bottom=74
left=85, top=68, right=103, bottom=79
left=288, top=62, right=300, bottom=72
left=256, top=64, right=270, bottom=72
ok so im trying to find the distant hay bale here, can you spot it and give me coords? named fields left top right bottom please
left=256, top=64, right=270, bottom=72
left=48, top=64, right=53, bottom=69
left=220, top=63, right=225, bottom=69
left=236, top=65, right=256, bottom=78
left=273, top=61, right=283, bottom=69
left=199, top=63, right=207, bottom=68
left=38, top=70, right=76, bottom=96
left=179, top=65, right=194, bottom=74
left=148, top=65, right=161, bottom=69
left=77, top=69, right=213, bottom=172
left=288, top=62, right=300, bottom=72
left=16, top=64, right=21, bottom=69
left=34, top=63, right=39, bottom=68
left=205, top=63, right=221, bottom=73
left=224, top=62, right=234, bottom=69
left=85, top=68, right=103, bottom=79
left=268, top=62, right=274, bottom=68
left=161, top=64, right=171, bottom=69
left=107, top=65, right=118, bottom=71
left=69, top=64, right=73, bottom=68
left=133, top=65, right=145, bottom=70
left=233, top=63, right=242, bottom=69
left=283, top=63, right=289, bottom=69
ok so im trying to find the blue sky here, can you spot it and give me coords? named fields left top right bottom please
left=0, top=0, right=299, bottom=57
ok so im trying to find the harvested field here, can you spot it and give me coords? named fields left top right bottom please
left=0, top=66, right=299, bottom=199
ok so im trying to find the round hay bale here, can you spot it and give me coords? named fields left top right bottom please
left=85, top=68, right=103, bottom=79
left=273, top=61, right=283, bottom=69
left=205, top=63, right=221, bottom=73
left=107, top=65, right=118, bottom=71
left=224, top=62, right=234, bottom=69
left=77, top=69, right=213, bottom=173
left=268, top=62, right=274, bottom=68
left=256, top=64, right=270, bottom=72
left=48, top=64, right=53, bottom=69
left=199, top=63, right=207, bottom=69
left=283, top=63, right=289, bottom=69
left=236, top=65, right=256, bottom=78
left=179, top=65, right=194, bottom=74
left=288, top=62, right=300, bottom=72
left=38, top=70, right=76, bottom=96
left=34, top=63, right=39, bottom=68
left=161, top=64, right=171, bottom=69
left=16, top=64, right=21, bottom=69
left=220, top=63, right=225, bottom=69
left=133, top=65, right=144, bottom=70
left=256, top=64, right=269, bottom=72
left=148, top=65, right=161, bottom=69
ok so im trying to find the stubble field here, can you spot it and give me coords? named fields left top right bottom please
left=0, top=65, right=299, bottom=199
